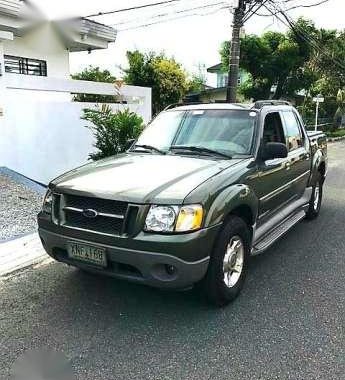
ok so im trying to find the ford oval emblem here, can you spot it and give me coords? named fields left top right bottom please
left=82, top=209, right=98, bottom=218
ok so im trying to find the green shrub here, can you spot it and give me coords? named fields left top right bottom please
left=72, top=66, right=118, bottom=103
left=325, top=129, right=345, bottom=138
left=82, top=105, right=144, bottom=160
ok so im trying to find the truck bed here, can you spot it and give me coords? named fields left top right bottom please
left=307, top=130, right=327, bottom=160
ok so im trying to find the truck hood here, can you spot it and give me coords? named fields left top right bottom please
left=51, top=153, right=242, bottom=204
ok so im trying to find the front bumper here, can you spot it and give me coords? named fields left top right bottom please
left=38, top=224, right=220, bottom=289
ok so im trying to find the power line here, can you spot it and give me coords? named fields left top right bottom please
left=243, top=0, right=271, bottom=23
left=279, top=0, right=329, bottom=6
left=114, top=1, right=228, bottom=29
left=266, top=0, right=345, bottom=72
left=270, top=0, right=345, bottom=70
left=117, top=4, right=230, bottom=32
left=85, top=0, right=185, bottom=18
left=268, top=0, right=331, bottom=15
left=250, top=0, right=331, bottom=17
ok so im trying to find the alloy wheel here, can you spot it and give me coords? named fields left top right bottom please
left=223, top=236, right=244, bottom=288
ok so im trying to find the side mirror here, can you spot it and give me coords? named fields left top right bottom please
left=263, top=142, right=288, bottom=160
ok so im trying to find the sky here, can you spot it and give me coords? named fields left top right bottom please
left=30, top=0, right=345, bottom=85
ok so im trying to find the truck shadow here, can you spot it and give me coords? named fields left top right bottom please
left=45, top=198, right=341, bottom=322
left=2, top=200, right=343, bottom=379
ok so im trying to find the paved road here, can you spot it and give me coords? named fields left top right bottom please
left=1, top=142, right=344, bottom=380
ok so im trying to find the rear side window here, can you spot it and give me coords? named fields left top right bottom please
left=282, top=111, right=303, bottom=151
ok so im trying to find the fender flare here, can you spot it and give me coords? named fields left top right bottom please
left=205, top=184, right=259, bottom=228
left=309, top=149, right=326, bottom=187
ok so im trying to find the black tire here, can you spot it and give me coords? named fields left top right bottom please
left=306, top=173, right=323, bottom=220
left=202, top=215, right=251, bottom=307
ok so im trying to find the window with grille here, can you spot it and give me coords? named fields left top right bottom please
left=4, top=55, right=47, bottom=76
left=217, top=73, right=241, bottom=88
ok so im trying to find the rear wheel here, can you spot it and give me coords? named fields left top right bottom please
left=306, top=174, right=323, bottom=220
left=202, top=216, right=251, bottom=307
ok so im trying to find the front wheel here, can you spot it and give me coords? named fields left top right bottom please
left=306, top=174, right=323, bottom=220
left=202, top=216, right=251, bottom=307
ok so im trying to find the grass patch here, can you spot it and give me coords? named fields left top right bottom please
left=326, top=129, right=345, bottom=138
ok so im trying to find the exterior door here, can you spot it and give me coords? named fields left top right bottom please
left=281, top=110, right=311, bottom=199
left=252, top=111, right=294, bottom=224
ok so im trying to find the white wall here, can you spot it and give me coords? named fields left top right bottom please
left=2, top=22, right=70, bottom=78
left=0, top=20, right=147, bottom=184
left=1, top=99, right=95, bottom=183
left=0, top=77, right=152, bottom=184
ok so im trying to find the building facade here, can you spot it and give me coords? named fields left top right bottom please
left=0, top=1, right=152, bottom=184
left=186, top=63, right=249, bottom=103
left=0, top=0, right=117, bottom=80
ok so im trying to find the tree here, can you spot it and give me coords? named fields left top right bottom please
left=72, top=66, right=116, bottom=83
left=124, top=50, right=189, bottom=115
left=220, top=18, right=318, bottom=101
left=82, top=105, right=144, bottom=160
left=335, top=89, right=345, bottom=128
left=187, top=71, right=207, bottom=94
left=72, top=66, right=117, bottom=103
left=309, top=29, right=345, bottom=89
left=288, top=23, right=345, bottom=126
left=220, top=17, right=344, bottom=126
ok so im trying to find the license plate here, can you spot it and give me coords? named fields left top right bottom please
left=67, top=243, right=107, bottom=267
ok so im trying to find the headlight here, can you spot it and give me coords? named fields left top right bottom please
left=42, top=189, right=53, bottom=214
left=145, top=205, right=178, bottom=232
left=145, top=204, right=203, bottom=233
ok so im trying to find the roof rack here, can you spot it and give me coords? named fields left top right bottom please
left=253, top=100, right=291, bottom=109
left=163, top=103, right=180, bottom=111
left=164, top=100, right=253, bottom=111
left=163, top=102, right=207, bottom=111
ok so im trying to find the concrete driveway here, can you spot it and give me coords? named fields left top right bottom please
left=0, top=142, right=344, bottom=380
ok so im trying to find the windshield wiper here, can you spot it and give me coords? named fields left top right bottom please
left=133, top=144, right=166, bottom=155
left=170, top=145, right=232, bottom=159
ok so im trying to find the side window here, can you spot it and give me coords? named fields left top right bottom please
left=263, top=112, right=286, bottom=144
left=282, top=111, right=303, bottom=151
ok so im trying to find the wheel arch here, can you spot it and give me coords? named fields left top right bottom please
left=309, top=149, right=327, bottom=186
left=225, top=204, right=255, bottom=226
left=205, top=184, right=258, bottom=232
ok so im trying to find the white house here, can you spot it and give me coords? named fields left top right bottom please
left=0, top=0, right=152, bottom=184
left=186, top=63, right=250, bottom=103
left=0, top=0, right=117, bottom=80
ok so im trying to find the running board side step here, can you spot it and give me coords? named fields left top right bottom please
left=251, top=210, right=306, bottom=256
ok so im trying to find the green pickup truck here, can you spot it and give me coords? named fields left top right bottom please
left=38, top=101, right=327, bottom=306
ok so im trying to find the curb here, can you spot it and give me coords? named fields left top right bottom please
left=327, top=136, right=345, bottom=143
left=0, top=167, right=47, bottom=195
left=0, top=231, right=35, bottom=244
left=0, top=233, right=50, bottom=277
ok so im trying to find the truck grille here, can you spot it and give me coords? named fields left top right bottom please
left=58, top=194, right=128, bottom=236
left=65, top=194, right=127, bottom=216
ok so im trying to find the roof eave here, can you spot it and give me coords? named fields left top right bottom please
left=207, top=63, right=223, bottom=73
left=53, top=17, right=117, bottom=52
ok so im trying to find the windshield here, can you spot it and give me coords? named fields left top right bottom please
left=134, top=109, right=257, bottom=156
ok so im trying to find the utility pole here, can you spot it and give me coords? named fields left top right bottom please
left=226, top=0, right=247, bottom=103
